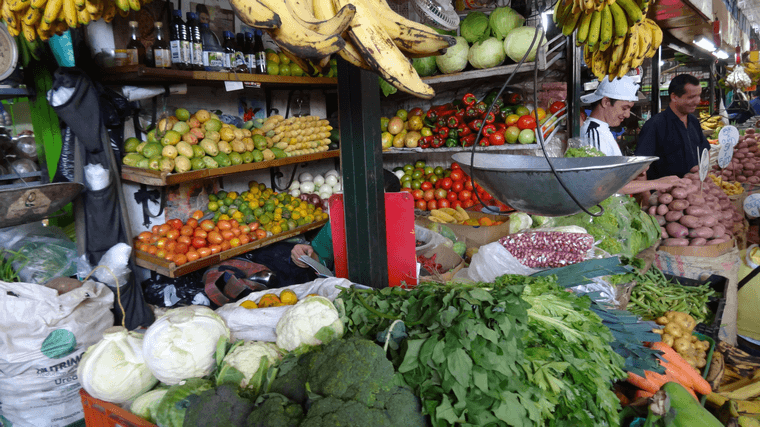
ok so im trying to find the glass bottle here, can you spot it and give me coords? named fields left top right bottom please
left=126, top=21, right=145, bottom=65
left=200, top=23, right=225, bottom=71
left=222, top=31, right=235, bottom=70
left=169, top=9, right=189, bottom=69
left=243, top=32, right=255, bottom=73
left=186, top=12, right=203, bottom=70
left=152, top=22, right=171, bottom=68
left=253, top=30, right=267, bottom=74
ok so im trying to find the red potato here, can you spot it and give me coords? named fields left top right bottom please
left=690, top=165, right=700, bottom=173
left=712, top=224, right=726, bottom=238
left=658, top=193, right=674, bottom=205
left=738, top=176, right=748, bottom=183
left=679, top=215, right=703, bottom=228
left=663, top=238, right=690, bottom=246
left=739, top=148, right=750, bottom=154
left=654, top=215, right=667, bottom=226
left=685, top=206, right=709, bottom=216
left=719, top=200, right=731, bottom=209
left=661, top=227, right=669, bottom=239
left=701, top=216, right=718, bottom=228
left=750, top=176, right=760, bottom=184
left=736, top=153, right=746, bottom=159
left=665, top=210, right=684, bottom=222
left=657, top=204, right=670, bottom=216
left=690, top=237, right=707, bottom=246
left=682, top=177, right=696, bottom=183
left=689, top=227, right=715, bottom=239
left=648, top=206, right=657, bottom=215
left=687, top=194, right=706, bottom=205
left=734, top=212, right=744, bottom=222
left=738, top=142, right=748, bottom=149
left=666, top=222, right=689, bottom=238
left=671, top=187, right=689, bottom=199
left=685, top=185, right=700, bottom=195
left=669, top=200, right=690, bottom=211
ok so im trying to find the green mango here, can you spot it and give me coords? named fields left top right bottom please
left=251, top=149, right=264, bottom=163
left=213, top=152, right=232, bottom=168
left=202, top=156, right=219, bottom=169
left=241, top=151, right=254, bottom=164
left=191, top=158, right=206, bottom=171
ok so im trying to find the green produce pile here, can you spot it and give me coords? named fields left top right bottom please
left=619, top=266, right=717, bottom=325
left=338, top=275, right=627, bottom=427
left=553, top=195, right=661, bottom=258
left=0, top=248, right=26, bottom=282
left=564, top=146, right=606, bottom=157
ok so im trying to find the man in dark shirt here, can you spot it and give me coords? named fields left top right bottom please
left=634, top=74, right=710, bottom=179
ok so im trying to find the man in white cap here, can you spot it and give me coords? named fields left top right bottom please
left=579, top=75, right=640, bottom=156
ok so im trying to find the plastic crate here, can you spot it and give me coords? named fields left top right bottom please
left=80, top=389, right=156, bottom=427
left=661, top=273, right=727, bottom=340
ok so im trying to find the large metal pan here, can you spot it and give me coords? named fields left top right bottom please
left=0, top=182, right=83, bottom=228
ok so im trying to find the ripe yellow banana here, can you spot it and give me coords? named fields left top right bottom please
left=337, top=39, right=371, bottom=69
left=287, top=0, right=354, bottom=37
left=633, top=22, right=650, bottom=65
left=608, top=38, right=625, bottom=75
left=21, top=21, right=35, bottom=41
left=616, top=0, right=642, bottom=24
left=41, top=0, right=59, bottom=23
left=334, top=0, right=434, bottom=99
left=598, top=5, right=612, bottom=51
left=228, top=0, right=281, bottom=30
left=76, top=6, right=89, bottom=23
left=575, top=11, right=593, bottom=45
left=591, top=48, right=607, bottom=80
left=74, top=0, right=84, bottom=10
left=63, top=0, right=77, bottom=27
left=366, top=0, right=456, bottom=56
left=84, top=0, right=97, bottom=14
left=583, top=43, right=593, bottom=65
left=608, top=2, right=627, bottom=45
left=260, top=0, right=345, bottom=60
left=586, top=9, right=602, bottom=50
left=644, top=18, right=662, bottom=57
left=101, top=0, right=115, bottom=22
left=553, top=0, right=564, bottom=23
left=10, top=0, right=31, bottom=13
left=561, top=8, right=581, bottom=36
left=620, top=25, right=638, bottom=66
left=455, top=206, right=469, bottom=221
left=431, top=209, right=456, bottom=223
left=22, top=5, right=40, bottom=25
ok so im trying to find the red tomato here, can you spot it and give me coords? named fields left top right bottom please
left=517, top=115, right=537, bottom=130
left=451, top=162, right=461, bottom=170
left=186, top=218, right=199, bottom=229
left=166, top=229, right=180, bottom=241
left=167, top=218, right=183, bottom=230
left=177, top=235, right=192, bottom=246
left=218, top=220, right=232, bottom=231
left=193, top=228, right=208, bottom=239
left=412, top=189, right=424, bottom=200
left=221, top=230, right=235, bottom=241
left=158, top=224, right=171, bottom=236
left=156, top=237, right=168, bottom=249
left=489, top=131, right=506, bottom=146
left=207, top=231, right=224, bottom=245
left=415, top=199, right=427, bottom=210
left=191, top=210, right=204, bottom=220
left=186, top=250, right=200, bottom=262
left=452, top=200, right=462, bottom=209
left=197, top=247, right=212, bottom=258
left=239, top=234, right=251, bottom=245
left=174, top=254, right=188, bottom=266
left=421, top=181, right=433, bottom=191
left=447, top=191, right=458, bottom=203
left=427, top=199, right=438, bottom=210
left=464, top=179, right=474, bottom=191
left=423, top=189, right=435, bottom=201
left=549, top=101, right=566, bottom=114
left=439, top=177, right=453, bottom=190
left=209, top=244, right=222, bottom=254
left=463, top=199, right=475, bottom=208
left=192, top=237, right=207, bottom=249
left=459, top=190, right=472, bottom=201
left=152, top=225, right=160, bottom=235
left=450, top=170, right=464, bottom=181
left=180, top=225, right=194, bottom=236
left=452, top=181, right=464, bottom=193
left=437, top=199, right=450, bottom=208
left=137, top=231, right=152, bottom=242
left=174, top=243, right=189, bottom=254
left=434, top=188, right=448, bottom=200
left=200, top=220, right=216, bottom=232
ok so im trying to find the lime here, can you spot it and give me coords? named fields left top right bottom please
left=267, top=61, right=279, bottom=76
left=224, top=197, right=234, bottom=206
left=217, top=190, right=228, bottom=200
left=209, top=194, right=218, bottom=202
left=208, top=201, right=219, bottom=212
left=414, top=160, right=426, bottom=169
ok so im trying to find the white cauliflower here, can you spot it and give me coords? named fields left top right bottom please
left=275, top=296, right=344, bottom=352
left=220, top=341, right=282, bottom=390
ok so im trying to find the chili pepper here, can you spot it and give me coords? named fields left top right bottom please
left=419, top=136, right=431, bottom=149
left=489, top=130, right=506, bottom=146
left=447, top=115, right=460, bottom=128
left=469, top=119, right=483, bottom=132
left=465, top=105, right=479, bottom=119
left=482, top=124, right=497, bottom=136
left=462, top=93, right=477, bottom=106
left=478, top=135, right=490, bottom=147
left=438, top=127, right=450, bottom=138
left=458, top=126, right=471, bottom=136
left=484, top=112, right=496, bottom=124
left=461, top=134, right=476, bottom=147
left=445, top=137, right=458, bottom=148
left=474, top=101, right=488, bottom=116
left=430, top=136, right=445, bottom=148
left=454, top=109, right=466, bottom=123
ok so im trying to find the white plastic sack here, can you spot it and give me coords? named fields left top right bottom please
left=465, top=242, right=540, bottom=282
left=414, top=225, right=452, bottom=255
left=216, top=277, right=353, bottom=342
left=0, top=280, right=114, bottom=427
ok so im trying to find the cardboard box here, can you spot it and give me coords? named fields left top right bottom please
left=416, top=211, right=511, bottom=248
left=659, top=239, right=736, bottom=257
left=417, top=244, right=465, bottom=284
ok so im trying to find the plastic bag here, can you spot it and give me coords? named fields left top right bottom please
left=77, top=243, right=132, bottom=287
left=84, top=162, right=111, bottom=191
left=0, top=223, right=77, bottom=284
left=465, top=242, right=540, bottom=283
left=570, top=276, right=619, bottom=306
left=414, top=225, right=452, bottom=255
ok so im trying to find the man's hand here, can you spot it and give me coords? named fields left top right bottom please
left=649, top=176, right=691, bottom=192
left=291, top=244, right=318, bottom=268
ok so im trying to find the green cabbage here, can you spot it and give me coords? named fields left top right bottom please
left=503, top=26, right=544, bottom=62
left=435, top=36, right=469, bottom=74
left=460, top=11, right=489, bottom=43
left=468, top=37, right=505, bottom=69
left=412, top=56, right=437, bottom=77
left=489, top=6, right=525, bottom=40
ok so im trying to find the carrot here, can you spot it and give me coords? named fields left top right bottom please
left=627, top=372, right=660, bottom=393
left=635, top=390, right=654, bottom=400
left=652, top=342, right=712, bottom=395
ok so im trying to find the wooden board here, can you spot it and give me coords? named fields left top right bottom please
left=135, top=219, right=327, bottom=277
left=121, top=151, right=340, bottom=186
left=100, top=65, right=337, bottom=86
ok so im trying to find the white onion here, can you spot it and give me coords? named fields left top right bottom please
left=319, top=192, right=331, bottom=200
left=325, top=170, right=340, bottom=179
left=313, top=174, right=325, bottom=186
left=290, top=189, right=301, bottom=197
left=301, top=181, right=315, bottom=193
left=332, top=183, right=342, bottom=192
left=320, top=186, right=334, bottom=196
left=300, top=172, right=313, bottom=182
left=289, top=181, right=300, bottom=191
left=394, top=170, right=405, bottom=179
left=325, top=175, right=338, bottom=187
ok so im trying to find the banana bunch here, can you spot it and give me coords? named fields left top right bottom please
left=701, top=114, right=724, bottom=130
left=229, top=0, right=455, bottom=99
left=554, top=0, right=662, bottom=81
left=428, top=207, right=471, bottom=224
left=1, top=0, right=146, bottom=42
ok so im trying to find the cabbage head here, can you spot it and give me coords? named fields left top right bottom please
left=489, top=6, right=525, bottom=40
left=130, top=388, right=168, bottom=423
left=504, top=26, right=544, bottom=62
left=460, top=11, right=489, bottom=43
left=509, top=212, right=533, bottom=234
left=153, top=378, right=213, bottom=427
left=275, top=295, right=344, bottom=352
left=142, top=305, right=230, bottom=385
left=77, top=326, right=158, bottom=404
left=468, top=37, right=505, bottom=69
left=218, top=341, right=282, bottom=392
left=412, top=56, right=437, bottom=77
left=435, top=36, right=469, bottom=74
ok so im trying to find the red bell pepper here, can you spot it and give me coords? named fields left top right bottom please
left=438, top=127, right=450, bottom=138
left=430, top=136, right=445, bottom=148
left=489, top=130, right=506, bottom=146
left=461, top=134, right=476, bottom=147
left=478, top=135, right=490, bottom=147
left=465, top=106, right=479, bottom=119
left=484, top=112, right=496, bottom=124
left=458, top=126, right=471, bottom=136
left=447, top=116, right=460, bottom=128
left=462, top=93, right=477, bottom=106
left=474, top=101, right=488, bottom=117
left=482, top=124, right=497, bottom=136
left=469, top=119, right=483, bottom=132
left=419, top=135, right=432, bottom=149
left=455, top=109, right=466, bottom=123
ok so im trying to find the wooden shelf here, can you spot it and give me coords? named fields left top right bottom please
left=121, top=150, right=340, bottom=186
left=135, top=218, right=327, bottom=277
left=382, top=144, right=540, bottom=154
left=99, top=65, right=337, bottom=86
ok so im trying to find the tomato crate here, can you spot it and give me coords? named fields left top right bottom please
left=80, top=389, right=156, bottom=427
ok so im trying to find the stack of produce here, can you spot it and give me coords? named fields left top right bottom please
left=705, top=342, right=760, bottom=420
left=626, top=341, right=712, bottom=400
left=648, top=170, right=743, bottom=246
left=653, top=311, right=711, bottom=370
left=553, top=0, right=663, bottom=80
left=710, top=129, right=760, bottom=185
left=710, top=174, right=745, bottom=196
left=288, top=170, right=342, bottom=207
left=257, top=114, right=333, bottom=157
left=700, top=111, right=724, bottom=135
left=498, top=230, right=595, bottom=267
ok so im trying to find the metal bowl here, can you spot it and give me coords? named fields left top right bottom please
left=451, top=153, right=658, bottom=216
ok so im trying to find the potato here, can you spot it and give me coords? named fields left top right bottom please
left=697, top=357, right=707, bottom=368
left=669, top=200, right=690, bottom=211
left=663, top=323, right=684, bottom=338
left=657, top=204, right=670, bottom=216
left=662, top=334, right=675, bottom=347
left=665, top=210, right=684, bottom=222
left=655, top=316, right=669, bottom=325
left=679, top=215, right=703, bottom=229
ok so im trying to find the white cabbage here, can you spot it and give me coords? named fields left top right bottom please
left=275, top=296, right=344, bottom=352
left=142, top=306, right=230, bottom=385
left=77, top=326, right=158, bottom=404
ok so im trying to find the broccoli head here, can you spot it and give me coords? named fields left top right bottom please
left=245, top=393, right=304, bottom=427
left=300, top=389, right=425, bottom=427
left=182, top=384, right=254, bottom=427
